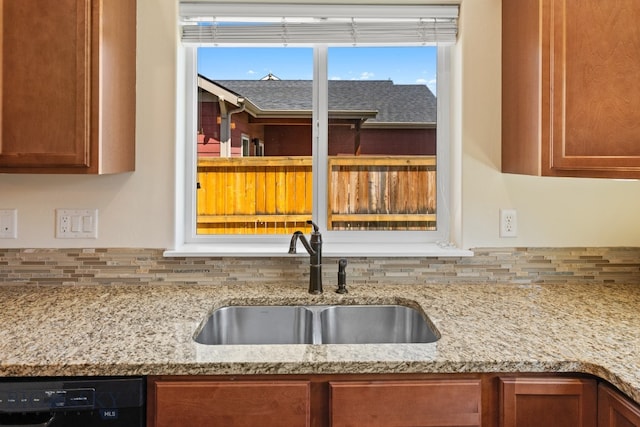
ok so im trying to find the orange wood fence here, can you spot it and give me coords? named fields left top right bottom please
left=197, top=156, right=436, bottom=234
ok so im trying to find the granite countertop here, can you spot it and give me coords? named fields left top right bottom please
left=0, top=282, right=638, bottom=403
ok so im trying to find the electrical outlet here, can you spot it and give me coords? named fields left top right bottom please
left=0, top=209, right=17, bottom=239
left=500, top=209, right=517, bottom=238
left=56, top=209, right=98, bottom=238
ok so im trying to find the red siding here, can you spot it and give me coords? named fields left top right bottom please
left=360, top=128, right=436, bottom=155
left=264, top=125, right=312, bottom=156
left=329, top=125, right=357, bottom=155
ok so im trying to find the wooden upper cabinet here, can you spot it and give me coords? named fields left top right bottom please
left=0, top=0, right=135, bottom=174
left=499, top=377, right=597, bottom=427
left=502, top=0, right=640, bottom=178
left=598, top=384, right=640, bottom=427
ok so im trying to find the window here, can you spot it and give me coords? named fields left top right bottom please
left=241, top=135, right=250, bottom=157
left=173, top=3, right=465, bottom=256
left=255, top=140, right=264, bottom=157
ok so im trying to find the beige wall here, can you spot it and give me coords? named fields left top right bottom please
left=1, top=0, right=639, bottom=250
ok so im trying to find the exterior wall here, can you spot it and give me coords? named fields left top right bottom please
left=329, top=125, right=357, bottom=155
left=265, top=125, right=313, bottom=156
left=230, top=112, right=253, bottom=155
left=198, top=102, right=258, bottom=157
left=254, top=123, right=435, bottom=156
left=360, top=128, right=436, bottom=155
left=198, top=105, right=435, bottom=157
left=198, top=102, right=220, bottom=156
left=198, top=101, right=219, bottom=142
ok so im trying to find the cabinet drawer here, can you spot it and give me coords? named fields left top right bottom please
left=153, top=380, right=311, bottom=427
left=329, top=379, right=481, bottom=427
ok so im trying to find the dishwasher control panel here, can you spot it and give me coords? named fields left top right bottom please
left=0, top=377, right=144, bottom=426
left=0, top=387, right=95, bottom=413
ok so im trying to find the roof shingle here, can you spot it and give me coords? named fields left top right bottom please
left=211, top=78, right=436, bottom=124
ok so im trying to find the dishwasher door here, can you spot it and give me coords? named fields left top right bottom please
left=0, top=377, right=144, bottom=427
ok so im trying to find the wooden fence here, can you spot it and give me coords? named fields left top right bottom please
left=197, top=156, right=436, bottom=234
left=329, top=156, right=437, bottom=231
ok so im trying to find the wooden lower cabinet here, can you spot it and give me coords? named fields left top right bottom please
left=499, top=377, right=597, bottom=427
left=148, top=375, right=640, bottom=427
left=330, top=379, right=481, bottom=427
left=150, top=379, right=311, bottom=427
left=598, top=384, right=640, bottom=427
left=148, top=375, right=484, bottom=427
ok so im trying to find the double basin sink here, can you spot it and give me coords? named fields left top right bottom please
left=195, top=304, right=440, bottom=345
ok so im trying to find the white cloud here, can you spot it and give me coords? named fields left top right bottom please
left=415, top=77, right=437, bottom=94
left=359, top=71, right=375, bottom=80
left=247, top=70, right=256, bottom=75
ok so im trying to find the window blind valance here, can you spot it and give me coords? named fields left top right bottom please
left=180, top=2, right=459, bottom=46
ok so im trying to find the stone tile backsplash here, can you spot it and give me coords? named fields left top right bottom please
left=0, top=247, right=638, bottom=286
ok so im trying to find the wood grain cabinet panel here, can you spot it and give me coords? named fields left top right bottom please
left=502, top=0, right=640, bottom=178
left=598, top=384, right=640, bottom=427
left=148, top=374, right=640, bottom=427
left=0, top=0, right=135, bottom=174
left=330, top=379, right=482, bottom=427
left=151, top=380, right=311, bottom=427
left=500, top=377, right=597, bottom=427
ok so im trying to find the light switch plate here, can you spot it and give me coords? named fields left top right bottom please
left=56, top=209, right=98, bottom=238
left=0, top=209, right=17, bottom=239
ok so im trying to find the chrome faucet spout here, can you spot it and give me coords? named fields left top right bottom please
left=289, top=221, right=323, bottom=294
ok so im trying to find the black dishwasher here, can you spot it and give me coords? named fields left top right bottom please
left=0, top=377, right=144, bottom=427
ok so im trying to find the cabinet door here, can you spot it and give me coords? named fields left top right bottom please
left=500, top=377, right=597, bottom=427
left=0, top=0, right=135, bottom=174
left=151, top=380, right=311, bottom=427
left=1, top=0, right=91, bottom=168
left=546, top=0, right=640, bottom=176
left=330, top=379, right=482, bottom=427
left=598, top=384, right=640, bottom=427
left=502, top=0, right=640, bottom=178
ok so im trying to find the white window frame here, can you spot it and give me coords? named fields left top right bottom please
left=167, top=4, right=469, bottom=257
left=241, top=134, right=250, bottom=157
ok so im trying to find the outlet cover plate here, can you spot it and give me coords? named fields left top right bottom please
left=0, top=209, right=17, bottom=239
left=56, top=209, right=98, bottom=239
left=500, top=208, right=517, bottom=238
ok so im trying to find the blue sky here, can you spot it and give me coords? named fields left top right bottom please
left=198, top=46, right=438, bottom=94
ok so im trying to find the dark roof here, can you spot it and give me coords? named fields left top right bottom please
left=211, top=78, right=436, bottom=124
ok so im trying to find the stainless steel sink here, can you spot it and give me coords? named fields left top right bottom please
left=194, top=305, right=314, bottom=345
left=319, top=305, right=439, bottom=344
left=194, top=304, right=439, bottom=345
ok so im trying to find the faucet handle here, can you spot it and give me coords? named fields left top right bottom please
left=306, top=220, right=319, bottom=233
left=336, top=258, right=348, bottom=294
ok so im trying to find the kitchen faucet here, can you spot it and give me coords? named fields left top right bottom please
left=289, top=220, right=323, bottom=294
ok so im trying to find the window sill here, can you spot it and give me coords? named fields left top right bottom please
left=164, top=243, right=473, bottom=258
